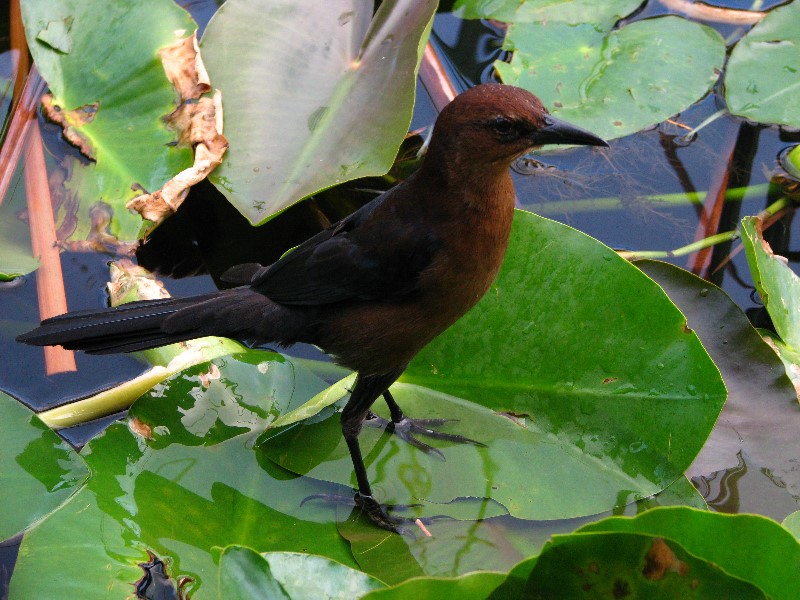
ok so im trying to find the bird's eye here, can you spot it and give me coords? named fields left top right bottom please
left=491, top=116, right=515, bottom=137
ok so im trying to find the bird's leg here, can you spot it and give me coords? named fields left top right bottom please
left=370, top=390, right=486, bottom=459
left=341, top=369, right=407, bottom=531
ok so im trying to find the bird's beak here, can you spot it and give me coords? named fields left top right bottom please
left=531, top=115, right=609, bottom=148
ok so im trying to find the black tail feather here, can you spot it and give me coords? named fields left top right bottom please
left=16, top=294, right=219, bottom=354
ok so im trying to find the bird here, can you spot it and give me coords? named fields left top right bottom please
left=18, top=83, right=607, bottom=531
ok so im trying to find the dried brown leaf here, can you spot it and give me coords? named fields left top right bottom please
left=159, top=31, right=211, bottom=102
left=127, top=91, right=227, bottom=223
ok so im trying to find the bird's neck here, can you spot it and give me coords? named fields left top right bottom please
left=416, top=147, right=516, bottom=216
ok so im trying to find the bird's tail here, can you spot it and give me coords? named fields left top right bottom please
left=16, top=293, right=223, bottom=355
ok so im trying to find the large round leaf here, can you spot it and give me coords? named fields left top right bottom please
left=0, top=391, right=88, bottom=541
left=20, top=0, right=195, bottom=241
left=726, top=1, right=800, bottom=127
left=202, top=0, right=437, bottom=225
left=495, top=16, right=725, bottom=140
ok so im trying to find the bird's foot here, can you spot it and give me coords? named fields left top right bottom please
left=365, top=414, right=485, bottom=460
left=302, top=492, right=417, bottom=533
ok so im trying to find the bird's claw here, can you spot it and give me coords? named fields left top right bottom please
left=365, top=414, right=485, bottom=460
left=301, top=493, right=417, bottom=534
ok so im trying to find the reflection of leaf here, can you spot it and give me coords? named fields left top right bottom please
left=726, top=1, right=800, bottom=127
left=202, top=0, right=437, bottom=225
left=0, top=165, right=39, bottom=279
left=495, top=15, right=725, bottom=140
left=20, top=0, right=196, bottom=242
left=0, top=391, right=88, bottom=541
left=741, top=216, right=800, bottom=401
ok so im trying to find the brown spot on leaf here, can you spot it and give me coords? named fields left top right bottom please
left=682, top=322, right=693, bottom=334
left=41, top=94, right=99, bottom=160
left=613, top=120, right=623, bottom=127
left=643, top=538, right=689, bottom=581
left=198, top=363, right=221, bottom=388
left=129, top=417, right=153, bottom=440
left=603, top=377, right=619, bottom=384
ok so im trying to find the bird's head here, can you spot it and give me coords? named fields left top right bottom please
left=428, top=84, right=607, bottom=169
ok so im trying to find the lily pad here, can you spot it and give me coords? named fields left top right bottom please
left=495, top=15, right=725, bottom=140
left=726, top=1, right=800, bottom=127
left=8, top=352, right=361, bottom=600
left=201, top=0, right=437, bottom=225
left=741, top=216, right=800, bottom=399
left=20, top=0, right=196, bottom=242
left=0, top=391, right=88, bottom=541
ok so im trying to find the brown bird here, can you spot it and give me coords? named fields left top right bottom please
left=18, top=84, right=607, bottom=530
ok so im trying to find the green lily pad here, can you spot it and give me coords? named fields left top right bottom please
left=201, top=0, right=437, bottom=225
left=741, top=216, right=800, bottom=399
left=219, top=548, right=386, bottom=599
left=20, top=0, right=196, bottom=242
left=579, top=507, right=800, bottom=600
left=8, top=353, right=357, bottom=600
left=726, top=1, right=800, bottom=127
left=495, top=15, right=725, bottom=140
left=0, top=391, right=88, bottom=541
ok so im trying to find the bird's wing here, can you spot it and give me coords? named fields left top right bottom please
left=241, top=191, right=440, bottom=306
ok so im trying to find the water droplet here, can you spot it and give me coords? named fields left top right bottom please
left=687, top=384, right=697, bottom=396
left=699, top=288, right=709, bottom=297
left=338, top=11, right=354, bottom=26
left=613, top=383, right=637, bottom=395
left=564, top=381, right=575, bottom=391
left=657, top=362, right=665, bottom=369
left=629, top=441, right=647, bottom=453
